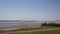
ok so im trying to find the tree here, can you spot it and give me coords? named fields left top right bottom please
left=41, top=22, right=47, bottom=26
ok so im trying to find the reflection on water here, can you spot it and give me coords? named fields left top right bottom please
left=0, top=21, right=41, bottom=30
left=0, top=22, right=21, bottom=30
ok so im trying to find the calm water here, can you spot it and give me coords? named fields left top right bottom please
left=1, top=21, right=59, bottom=30
left=0, top=22, right=21, bottom=30
left=0, top=21, right=41, bottom=30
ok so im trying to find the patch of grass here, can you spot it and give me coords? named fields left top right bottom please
left=7, top=26, right=58, bottom=32
left=10, top=30, right=60, bottom=34
left=41, top=22, right=60, bottom=27
left=0, top=30, right=6, bottom=33
left=0, top=26, right=60, bottom=33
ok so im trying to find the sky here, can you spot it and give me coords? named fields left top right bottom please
left=0, top=0, right=60, bottom=21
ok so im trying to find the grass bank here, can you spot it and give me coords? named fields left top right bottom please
left=9, top=29, right=60, bottom=34
left=0, top=26, right=60, bottom=33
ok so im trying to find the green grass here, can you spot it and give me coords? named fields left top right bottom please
left=10, top=30, right=60, bottom=34
left=0, top=26, right=60, bottom=33
left=0, top=23, right=60, bottom=34
left=0, top=25, right=60, bottom=33
left=10, top=25, right=60, bottom=31
left=4, top=26, right=59, bottom=32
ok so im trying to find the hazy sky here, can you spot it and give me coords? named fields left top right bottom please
left=0, top=0, right=60, bottom=21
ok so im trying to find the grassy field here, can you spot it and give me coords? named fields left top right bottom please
left=0, top=26, right=60, bottom=33
left=9, top=29, right=60, bottom=34
left=1, top=26, right=59, bottom=32
left=0, top=23, right=60, bottom=34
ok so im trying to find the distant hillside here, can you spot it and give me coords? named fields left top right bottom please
left=0, top=20, right=20, bottom=22
left=53, top=20, right=60, bottom=24
left=54, top=20, right=60, bottom=22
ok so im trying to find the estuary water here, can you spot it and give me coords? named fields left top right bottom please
left=0, top=21, right=41, bottom=30
left=0, top=22, right=21, bottom=30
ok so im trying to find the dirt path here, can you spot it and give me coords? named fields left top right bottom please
left=0, top=28, right=60, bottom=34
